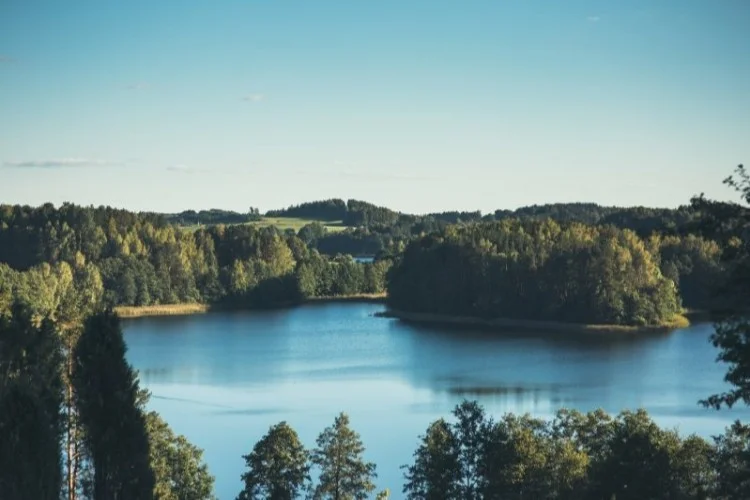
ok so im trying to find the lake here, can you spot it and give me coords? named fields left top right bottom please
left=123, top=302, right=749, bottom=500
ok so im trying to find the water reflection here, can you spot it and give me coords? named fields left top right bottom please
left=123, top=302, right=749, bottom=500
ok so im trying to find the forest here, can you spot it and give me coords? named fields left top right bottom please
left=386, top=219, right=723, bottom=326
left=0, top=191, right=735, bottom=326
left=1, top=166, right=750, bottom=499
left=0, top=204, right=391, bottom=319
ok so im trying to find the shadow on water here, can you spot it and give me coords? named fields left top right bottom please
left=386, top=315, right=723, bottom=415
left=390, top=315, right=674, bottom=348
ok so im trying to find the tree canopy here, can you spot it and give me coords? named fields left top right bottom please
left=388, top=219, right=683, bottom=326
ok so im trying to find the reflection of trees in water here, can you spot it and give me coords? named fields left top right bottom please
left=392, top=317, right=710, bottom=417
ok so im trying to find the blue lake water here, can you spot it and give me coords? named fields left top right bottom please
left=123, top=302, right=749, bottom=499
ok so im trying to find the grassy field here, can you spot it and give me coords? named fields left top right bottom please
left=179, top=217, right=349, bottom=233
left=115, top=295, right=385, bottom=318
left=114, top=303, right=209, bottom=318
left=249, top=217, right=349, bottom=232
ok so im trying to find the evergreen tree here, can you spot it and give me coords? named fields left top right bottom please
left=72, top=310, right=154, bottom=499
left=237, top=421, right=310, bottom=500
left=0, top=304, right=64, bottom=500
left=311, top=412, right=377, bottom=500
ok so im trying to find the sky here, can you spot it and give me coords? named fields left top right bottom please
left=1, top=0, right=748, bottom=214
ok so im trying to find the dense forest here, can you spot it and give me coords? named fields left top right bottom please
left=0, top=192, right=734, bottom=325
left=387, top=219, right=723, bottom=326
left=0, top=203, right=390, bottom=318
left=267, top=199, right=714, bottom=259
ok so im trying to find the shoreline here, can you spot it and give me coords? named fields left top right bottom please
left=115, top=294, right=387, bottom=319
left=306, top=293, right=386, bottom=304
left=114, top=303, right=210, bottom=318
left=376, top=309, right=691, bottom=334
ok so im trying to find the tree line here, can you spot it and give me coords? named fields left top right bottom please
left=236, top=401, right=750, bottom=500
left=0, top=204, right=390, bottom=317
left=266, top=198, right=730, bottom=267
left=164, top=208, right=262, bottom=226
left=265, top=198, right=403, bottom=227
left=387, top=219, right=722, bottom=326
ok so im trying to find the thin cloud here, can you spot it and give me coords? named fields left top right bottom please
left=2, top=158, right=119, bottom=169
left=587, top=16, right=601, bottom=22
left=0, top=55, right=13, bottom=63
left=242, top=93, right=264, bottom=102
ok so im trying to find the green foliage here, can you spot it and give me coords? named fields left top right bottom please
left=701, top=165, right=750, bottom=410
left=146, top=409, right=215, bottom=500
left=713, top=421, right=750, bottom=499
left=654, top=234, right=724, bottom=310
left=166, top=208, right=262, bottom=226
left=311, top=412, right=377, bottom=500
left=403, top=419, right=462, bottom=500
left=388, top=220, right=682, bottom=326
left=0, top=204, right=389, bottom=316
left=72, top=310, right=154, bottom=499
left=266, top=199, right=348, bottom=221
left=237, top=421, right=310, bottom=500
left=0, top=304, right=64, bottom=499
left=405, top=402, right=715, bottom=500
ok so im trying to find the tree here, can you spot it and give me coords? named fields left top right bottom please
left=311, top=412, right=377, bottom=500
left=695, top=166, right=750, bottom=499
left=72, top=310, right=154, bottom=499
left=403, top=419, right=462, bottom=500
left=702, top=165, right=750, bottom=410
left=586, top=409, right=702, bottom=500
left=237, top=421, right=310, bottom=500
left=452, top=401, right=489, bottom=499
left=481, top=414, right=589, bottom=499
left=146, top=409, right=215, bottom=500
left=713, top=421, right=750, bottom=499
left=0, top=303, right=64, bottom=499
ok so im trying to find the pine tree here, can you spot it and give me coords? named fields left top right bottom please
left=237, top=421, right=310, bottom=500
left=0, top=304, right=64, bottom=499
left=72, top=310, right=154, bottom=499
left=311, top=412, right=377, bottom=500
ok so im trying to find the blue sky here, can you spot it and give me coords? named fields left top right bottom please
left=1, top=0, right=748, bottom=214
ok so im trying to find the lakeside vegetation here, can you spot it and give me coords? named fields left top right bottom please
left=113, top=294, right=386, bottom=318
left=387, top=220, right=710, bottom=328
left=113, top=303, right=210, bottom=318
left=0, top=205, right=392, bottom=320
left=0, top=189, right=732, bottom=326
left=1, top=166, right=750, bottom=499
